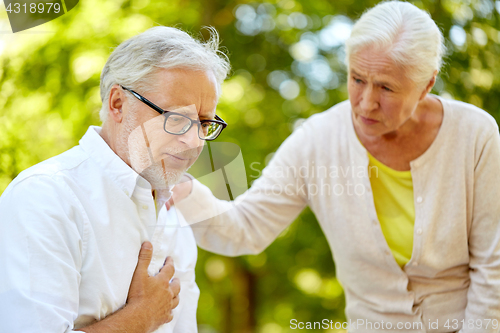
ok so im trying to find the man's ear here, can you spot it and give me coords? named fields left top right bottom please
left=107, top=85, right=125, bottom=123
left=419, top=70, right=438, bottom=100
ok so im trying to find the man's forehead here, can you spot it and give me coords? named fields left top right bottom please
left=170, top=104, right=198, bottom=117
left=153, top=68, right=218, bottom=95
left=170, top=104, right=197, bottom=114
left=170, top=104, right=215, bottom=119
left=146, top=69, right=218, bottom=118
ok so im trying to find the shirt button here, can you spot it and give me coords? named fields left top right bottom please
left=412, top=261, right=418, bottom=266
left=373, top=220, right=378, bottom=225
left=124, top=190, right=129, bottom=196
left=384, top=250, right=391, bottom=256
left=416, top=196, right=423, bottom=203
left=142, top=205, right=148, bottom=210
left=416, top=228, right=423, bottom=235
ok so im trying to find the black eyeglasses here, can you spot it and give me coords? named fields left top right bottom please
left=120, top=85, right=227, bottom=141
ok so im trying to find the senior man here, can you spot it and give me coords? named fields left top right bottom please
left=0, top=26, right=230, bottom=333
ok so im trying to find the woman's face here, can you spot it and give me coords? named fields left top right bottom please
left=348, top=47, right=427, bottom=138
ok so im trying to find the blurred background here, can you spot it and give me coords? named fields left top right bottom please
left=0, top=0, right=499, bottom=332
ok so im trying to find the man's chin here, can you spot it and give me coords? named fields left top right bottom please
left=139, top=164, right=185, bottom=190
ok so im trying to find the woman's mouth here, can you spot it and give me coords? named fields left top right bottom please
left=359, top=115, right=379, bottom=125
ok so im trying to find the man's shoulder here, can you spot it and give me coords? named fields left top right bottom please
left=0, top=146, right=92, bottom=238
left=3, top=145, right=92, bottom=197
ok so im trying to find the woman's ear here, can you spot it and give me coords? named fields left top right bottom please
left=420, top=70, right=438, bottom=100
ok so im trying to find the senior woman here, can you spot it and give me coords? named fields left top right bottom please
left=173, top=1, right=500, bottom=331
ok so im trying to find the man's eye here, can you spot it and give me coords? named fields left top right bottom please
left=353, top=77, right=363, bottom=84
left=382, top=86, right=392, bottom=92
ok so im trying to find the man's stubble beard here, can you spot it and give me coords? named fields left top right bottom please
left=117, top=111, right=186, bottom=190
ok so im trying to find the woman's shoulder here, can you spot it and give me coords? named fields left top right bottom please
left=301, top=100, right=351, bottom=130
left=441, top=97, right=499, bottom=135
left=276, top=100, right=352, bottom=162
left=279, top=100, right=351, bottom=154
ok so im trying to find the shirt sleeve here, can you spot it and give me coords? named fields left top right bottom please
left=176, top=125, right=311, bottom=256
left=461, top=126, right=500, bottom=331
left=0, top=174, right=84, bottom=333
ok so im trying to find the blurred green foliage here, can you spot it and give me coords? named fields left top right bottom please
left=0, top=0, right=499, bottom=332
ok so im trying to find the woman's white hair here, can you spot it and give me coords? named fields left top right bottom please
left=99, top=26, right=231, bottom=123
left=345, top=1, right=446, bottom=86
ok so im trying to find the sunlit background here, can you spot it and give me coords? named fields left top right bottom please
left=0, top=0, right=499, bottom=332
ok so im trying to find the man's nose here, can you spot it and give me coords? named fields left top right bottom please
left=359, top=86, right=379, bottom=113
left=180, top=123, right=202, bottom=148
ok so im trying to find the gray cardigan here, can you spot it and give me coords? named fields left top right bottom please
left=177, top=97, right=500, bottom=332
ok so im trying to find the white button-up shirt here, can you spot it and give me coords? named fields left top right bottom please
left=0, top=126, right=199, bottom=332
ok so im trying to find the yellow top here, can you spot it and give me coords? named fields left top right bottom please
left=368, top=152, right=415, bottom=267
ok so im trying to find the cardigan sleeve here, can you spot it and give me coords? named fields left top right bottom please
left=175, top=125, right=311, bottom=256
left=461, top=127, right=500, bottom=331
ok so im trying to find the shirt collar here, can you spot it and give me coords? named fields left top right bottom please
left=79, top=126, right=149, bottom=198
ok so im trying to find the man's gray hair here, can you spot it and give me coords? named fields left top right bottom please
left=345, top=1, right=446, bottom=86
left=99, top=26, right=231, bottom=123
